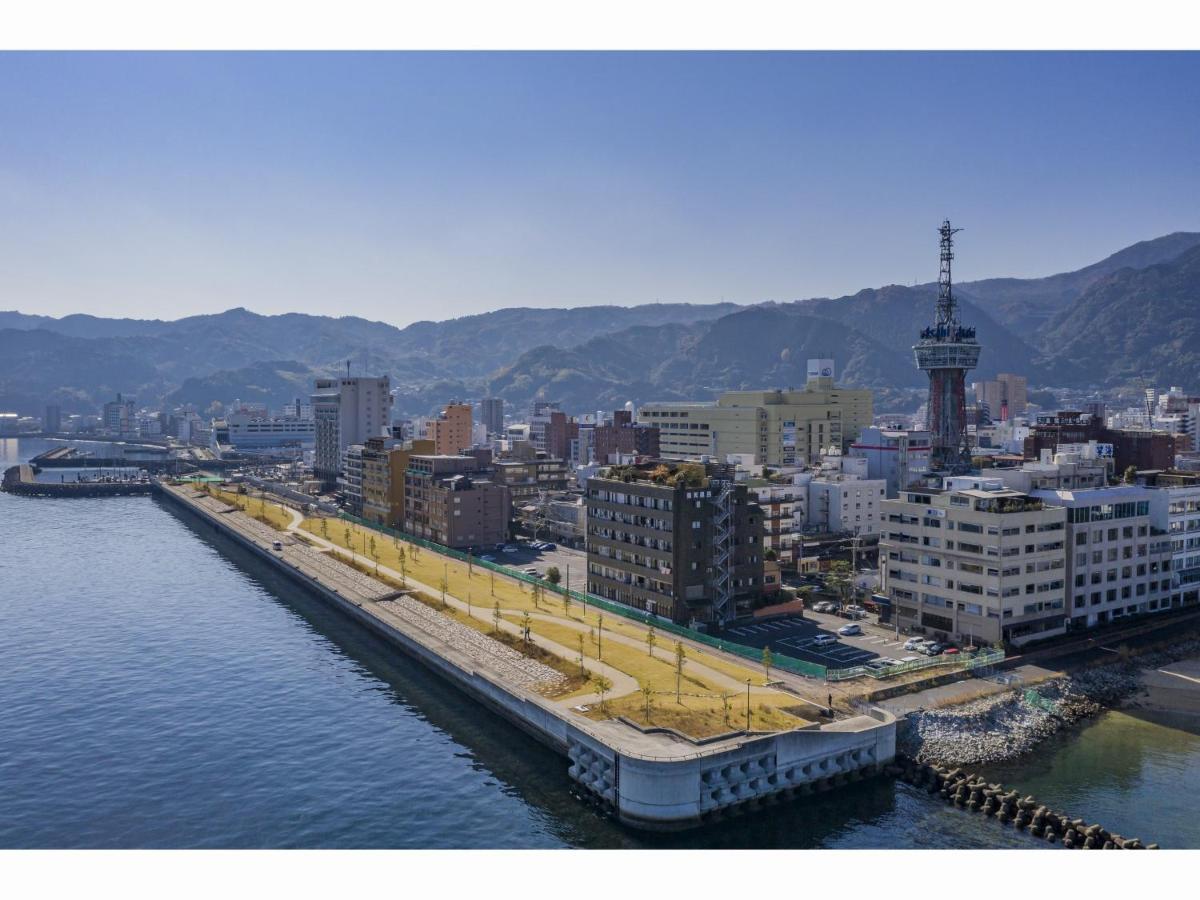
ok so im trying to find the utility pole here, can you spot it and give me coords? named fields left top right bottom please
left=745, top=678, right=752, bottom=730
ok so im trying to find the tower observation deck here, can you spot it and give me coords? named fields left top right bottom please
left=914, top=220, right=980, bottom=472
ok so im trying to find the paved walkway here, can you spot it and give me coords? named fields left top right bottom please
left=282, top=507, right=812, bottom=710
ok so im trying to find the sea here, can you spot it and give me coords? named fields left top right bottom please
left=2, top=437, right=1197, bottom=849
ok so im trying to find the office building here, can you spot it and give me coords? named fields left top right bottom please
left=311, top=376, right=393, bottom=489
left=480, top=397, right=504, bottom=437
left=102, top=394, right=136, bottom=436
left=848, top=426, right=932, bottom=497
left=585, top=460, right=764, bottom=626
left=44, top=404, right=62, bottom=433
left=1031, top=486, right=1173, bottom=630
left=638, top=361, right=873, bottom=466
left=879, top=476, right=1069, bottom=646
left=974, top=373, right=1028, bottom=422
left=491, top=456, right=571, bottom=509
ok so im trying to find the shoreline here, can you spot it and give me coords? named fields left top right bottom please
left=898, top=637, right=1200, bottom=767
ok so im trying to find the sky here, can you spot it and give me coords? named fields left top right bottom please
left=0, top=51, right=1198, bottom=326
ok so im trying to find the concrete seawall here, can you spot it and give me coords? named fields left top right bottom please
left=2, top=464, right=153, bottom=498
left=154, top=480, right=897, bottom=831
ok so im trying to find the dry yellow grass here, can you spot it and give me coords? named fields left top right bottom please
left=229, top=506, right=809, bottom=737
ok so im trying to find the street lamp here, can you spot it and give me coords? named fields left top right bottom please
left=745, top=678, right=752, bottom=730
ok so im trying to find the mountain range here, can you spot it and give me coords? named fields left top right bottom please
left=1, top=231, right=1197, bottom=419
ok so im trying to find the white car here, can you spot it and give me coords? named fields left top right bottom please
left=838, top=623, right=862, bottom=636
left=903, top=637, right=925, bottom=651
left=501, top=545, right=519, bottom=554
left=811, top=634, right=838, bottom=647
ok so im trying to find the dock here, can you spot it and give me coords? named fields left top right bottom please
left=153, top=478, right=898, bottom=831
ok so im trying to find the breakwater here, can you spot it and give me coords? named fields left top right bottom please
left=153, top=479, right=898, bottom=831
left=2, top=464, right=153, bottom=498
left=890, top=757, right=1158, bottom=849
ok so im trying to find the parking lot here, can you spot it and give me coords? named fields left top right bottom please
left=717, top=611, right=917, bottom=670
left=477, top=541, right=588, bottom=592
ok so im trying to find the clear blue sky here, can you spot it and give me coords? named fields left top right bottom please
left=1, top=51, right=1197, bottom=325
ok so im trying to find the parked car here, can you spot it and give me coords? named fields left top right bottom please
left=812, top=634, right=838, bottom=647
left=541, top=542, right=556, bottom=550
left=943, top=647, right=960, bottom=655
left=900, top=656, right=922, bottom=664
left=903, top=637, right=925, bottom=651
left=479, top=555, right=496, bottom=562
left=502, top=545, right=519, bottom=554
left=922, top=643, right=945, bottom=656
left=523, top=567, right=540, bottom=577
left=865, top=659, right=891, bottom=671
left=837, top=623, right=862, bottom=636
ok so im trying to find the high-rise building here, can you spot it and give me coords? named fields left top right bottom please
left=480, top=397, right=504, bottom=437
left=974, top=374, right=1028, bottom=422
left=639, top=364, right=872, bottom=466
left=311, top=376, right=393, bottom=489
left=585, top=460, right=764, bottom=626
left=102, top=394, right=136, bottom=435
left=44, top=404, right=62, bottom=433
left=914, top=221, right=980, bottom=471
left=432, top=402, right=473, bottom=455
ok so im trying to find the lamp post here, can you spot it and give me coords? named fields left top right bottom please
left=745, top=678, right=752, bottom=730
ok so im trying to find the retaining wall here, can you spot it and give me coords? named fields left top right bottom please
left=155, top=480, right=897, bottom=831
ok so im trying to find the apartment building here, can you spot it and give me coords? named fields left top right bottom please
left=491, top=456, right=571, bottom=509
left=432, top=402, right=473, bottom=456
left=638, top=364, right=872, bottom=466
left=585, top=461, right=764, bottom=627
left=879, top=476, right=1069, bottom=646
left=1030, top=486, right=1173, bottom=630
left=593, top=409, right=660, bottom=464
left=974, top=373, right=1028, bottom=421
left=1136, top=471, right=1200, bottom=608
left=311, top=376, right=393, bottom=489
left=404, top=454, right=510, bottom=549
left=848, top=427, right=932, bottom=497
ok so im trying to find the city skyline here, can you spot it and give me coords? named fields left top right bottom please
left=2, top=51, right=1199, bottom=326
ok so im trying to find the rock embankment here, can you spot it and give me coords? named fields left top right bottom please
left=900, top=636, right=1200, bottom=766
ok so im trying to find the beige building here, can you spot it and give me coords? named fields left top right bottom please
left=432, top=402, right=473, bottom=456
left=362, top=438, right=434, bottom=528
left=639, top=368, right=872, bottom=466
left=879, top=476, right=1068, bottom=646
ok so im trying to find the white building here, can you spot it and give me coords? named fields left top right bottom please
left=1032, top=486, right=1173, bottom=630
left=221, top=411, right=316, bottom=449
left=880, top=477, right=1069, bottom=646
left=1165, top=482, right=1200, bottom=607
left=989, top=445, right=1112, bottom=494
left=311, top=376, right=393, bottom=489
left=848, top=426, right=931, bottom=497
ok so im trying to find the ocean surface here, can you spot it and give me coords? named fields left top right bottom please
left=3, top=436, right=1198, bottom=849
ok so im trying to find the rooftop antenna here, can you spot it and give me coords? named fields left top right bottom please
left=936, top=219, right=964, bottom=328
left=346, top=359, right=351, bottom=378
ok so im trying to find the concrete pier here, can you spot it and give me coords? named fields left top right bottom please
left=153, top=479, right=898, bottom=831
left=2, top=464, right=154, bottom=498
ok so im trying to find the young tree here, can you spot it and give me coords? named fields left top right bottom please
left=762, top=645, right=773, bottom=681
left=674, top=641, right=687, bottom=703
left=826, top=559, right=854, bottom=610
left=641, top=685, right=654, bottom=722
left=721, top=691, right=732, bottom=727
left=646, top=625, right=657, bottom=658
left=396, top=546, right=407, bottom=586
left=577, top=633, right=586, bottom=676
left=545, top=565, right=561, bottom=586
left=439, top=575, right=449, bottom=609
left=492, top=600, right=502, bottom=634
left=562, top=587, right=572, bottom=618
left=532, top=581, right=540, bottom=609
left=368, top=535, right=378, bottom=575
left=1123, top=464, right=1138, bottom=484
left=596, top=613, right=604, bottom=659
left=521, top=610, right=531, bottom=646
left=593, top=675, right=613, bottom=714
left=490, top=570, right=496, bottom=597
left=343, top=526, right=352, bottom=552
left=320, top=517, right=328, bottom=539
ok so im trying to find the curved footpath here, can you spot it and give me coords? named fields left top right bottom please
left=155, top=480, right=897, bottom=830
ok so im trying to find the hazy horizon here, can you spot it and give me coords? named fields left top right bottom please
left=2, top=51, right=1198, bottom=327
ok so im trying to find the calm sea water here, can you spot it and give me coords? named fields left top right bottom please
left=2, top=437, right=1197, bottom=849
